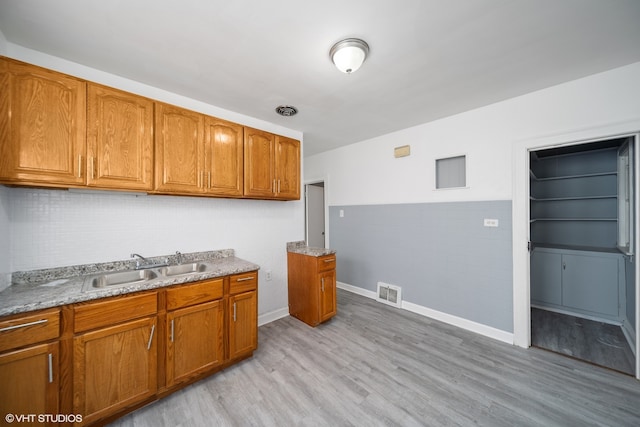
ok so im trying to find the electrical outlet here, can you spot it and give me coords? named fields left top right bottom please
left=266, top=270, right=272, bottom=281
left=484, top=218, right=499, bottom=227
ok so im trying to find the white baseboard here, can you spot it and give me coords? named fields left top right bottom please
left=338, top=281, right=377, bottom=299
left=338, top=281, right=514, bottom=345
left=258, top=307, right=289, bottom=327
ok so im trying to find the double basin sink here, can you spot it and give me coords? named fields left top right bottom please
left=84, top=262, right=210, bottom=291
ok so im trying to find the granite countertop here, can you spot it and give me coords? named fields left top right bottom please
left=286, top=241, right=336, bottom=257
left=0, top=249, right=260, bottom=317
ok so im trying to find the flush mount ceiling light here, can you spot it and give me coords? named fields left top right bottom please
left=275, top=105, right=298, bottom=117
left=330, top=38, right=369, bottom=74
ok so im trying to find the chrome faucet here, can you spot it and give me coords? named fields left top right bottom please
left=131, top=253, right=168, bottom=270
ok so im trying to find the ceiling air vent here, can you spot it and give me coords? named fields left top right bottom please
left=275, top=105, right=298, bottom=117
left=377, top=282, right=402, bottom=308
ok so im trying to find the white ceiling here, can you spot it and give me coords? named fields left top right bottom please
left=1, top=0, right=640, bottom=157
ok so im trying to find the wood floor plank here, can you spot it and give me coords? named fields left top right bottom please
left=109, top=289, right=640, bottom=426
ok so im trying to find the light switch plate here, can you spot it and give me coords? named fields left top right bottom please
left=484, top=218, right=499, bottom=227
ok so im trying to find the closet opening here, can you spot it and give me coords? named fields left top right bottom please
left=529, top=136, right=636, bottom=375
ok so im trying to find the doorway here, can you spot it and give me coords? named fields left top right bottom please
left=529, top=136, right=636, bottom=375
left=305, top=181, right=326, bottom=248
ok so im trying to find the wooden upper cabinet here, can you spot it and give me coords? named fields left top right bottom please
left=204, top=117, right=243, bottom=196
left=0, top=57, right=86, bottom=186
left=154, top=103, right=205, bottom=194
left=86, top=84, right=154, bottom=190
left=244, top=127, right=275, bottom=198
left=275, top=136, right=300, bottom=200
left=244, top=128, right=300, bottom=200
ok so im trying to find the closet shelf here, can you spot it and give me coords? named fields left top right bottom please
left=531, top=171, right=616, bottom=182
left=530, top=218, right=617, bottom=223
left=530, top=195, right=617, bottom=202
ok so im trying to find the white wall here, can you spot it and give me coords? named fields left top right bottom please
left=0, top=187, right=10, bottom=291
left=0, top=29, right=7, bottom=55
left=2, top=44, right=305, bottom=319
left=306, top=61, right=640, bottom=207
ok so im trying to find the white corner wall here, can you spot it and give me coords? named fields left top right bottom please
left=2, top=45, right=305, bottom=319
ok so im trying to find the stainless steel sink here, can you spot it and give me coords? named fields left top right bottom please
left=85, top=269, right=158, bottom=290
left=159, top=263, right=208, bottom=277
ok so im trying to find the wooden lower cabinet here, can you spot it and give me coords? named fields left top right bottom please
left=228, top=273, right=258, bottom=360
left=0, top=271, right=259, bottom=425
left=166, top=299, right=225, bottom=387
left=164, top=278, right=225, bottom=388
left=73, top=316, right=157, bottom=425
left=228, top=291, right=258, bottom=359
left=288, top=252, right=337, bottom=327
left=319, top=268, right=337, bottom=323
left=0, top=308, right=61, bottom=426
left=0, top=342, right=59, bottom=426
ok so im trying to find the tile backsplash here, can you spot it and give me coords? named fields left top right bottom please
left=1, top=186, right=304, bottom=314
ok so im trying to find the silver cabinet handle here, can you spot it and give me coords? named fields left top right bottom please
left=272, top=179, right=276, bottom=193
left=321, top=277, right=325, bottom=292
left=77, top=155, right=83, bottom=178
left=277, top=179, right=281, bottom=193
left=236, top=276, right=254, bottom=282
left=147, top=324, right=155, bottom=350
left=48, top=353, right=53, bottom=384
left=170, top=319, right=174, bottom=343
left=208, top=171, right=211, bottom=189
left=90, top=157, right=95, bottom=180
left=0, top=318, right=48, bottom=333
left=323, top=259, right=335, bottom=263
left=233, top=302, right=237, bottom=322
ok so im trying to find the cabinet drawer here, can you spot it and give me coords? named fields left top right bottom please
left=229, top=271, right=258, bottom=295
left=166, top=278, right=224, bottom=310
left=0, top=309, right=60, bottom=353
left=74, top=292, right=157, bottom=333
left=317, top=255, right=336, bottom=272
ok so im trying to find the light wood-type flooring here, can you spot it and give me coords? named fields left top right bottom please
left=110, top=289, right=640, bottom=426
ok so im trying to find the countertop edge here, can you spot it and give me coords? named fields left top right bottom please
left=0, top=255, right=259, bottom=317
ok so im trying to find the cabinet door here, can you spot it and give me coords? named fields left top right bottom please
left=204, top=117, right=243, bottom=196
left=87, top=84, right=154, bottom=190
left=244, top=127, right=275, bottom=198
left=166, top=300, right=224, bottom=387
left=319, top=269, right=337, bottom=323
left=530, top=251, right=562, bottom=306
left=0, top=342, right=59, bottom=424
left=274, top=136, right=300, bottom=200
left=0, top=58, right=85, bottom=185
left=562, top=253, right=620, bottom=317
left=73, top=316, right=157, bottom=425
left=228, top=291, right=257, bottom=359
left=154, top=103, right=204, bottom=193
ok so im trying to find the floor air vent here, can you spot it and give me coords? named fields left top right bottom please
left=377, top=282, right=402, bottom=308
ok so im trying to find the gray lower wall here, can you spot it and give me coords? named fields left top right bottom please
left=330, top=201, right=513, bottom=332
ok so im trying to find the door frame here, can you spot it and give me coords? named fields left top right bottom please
left=304, top=176, right=330, bottom=248
left=512, top=119, right=640, bottom=380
